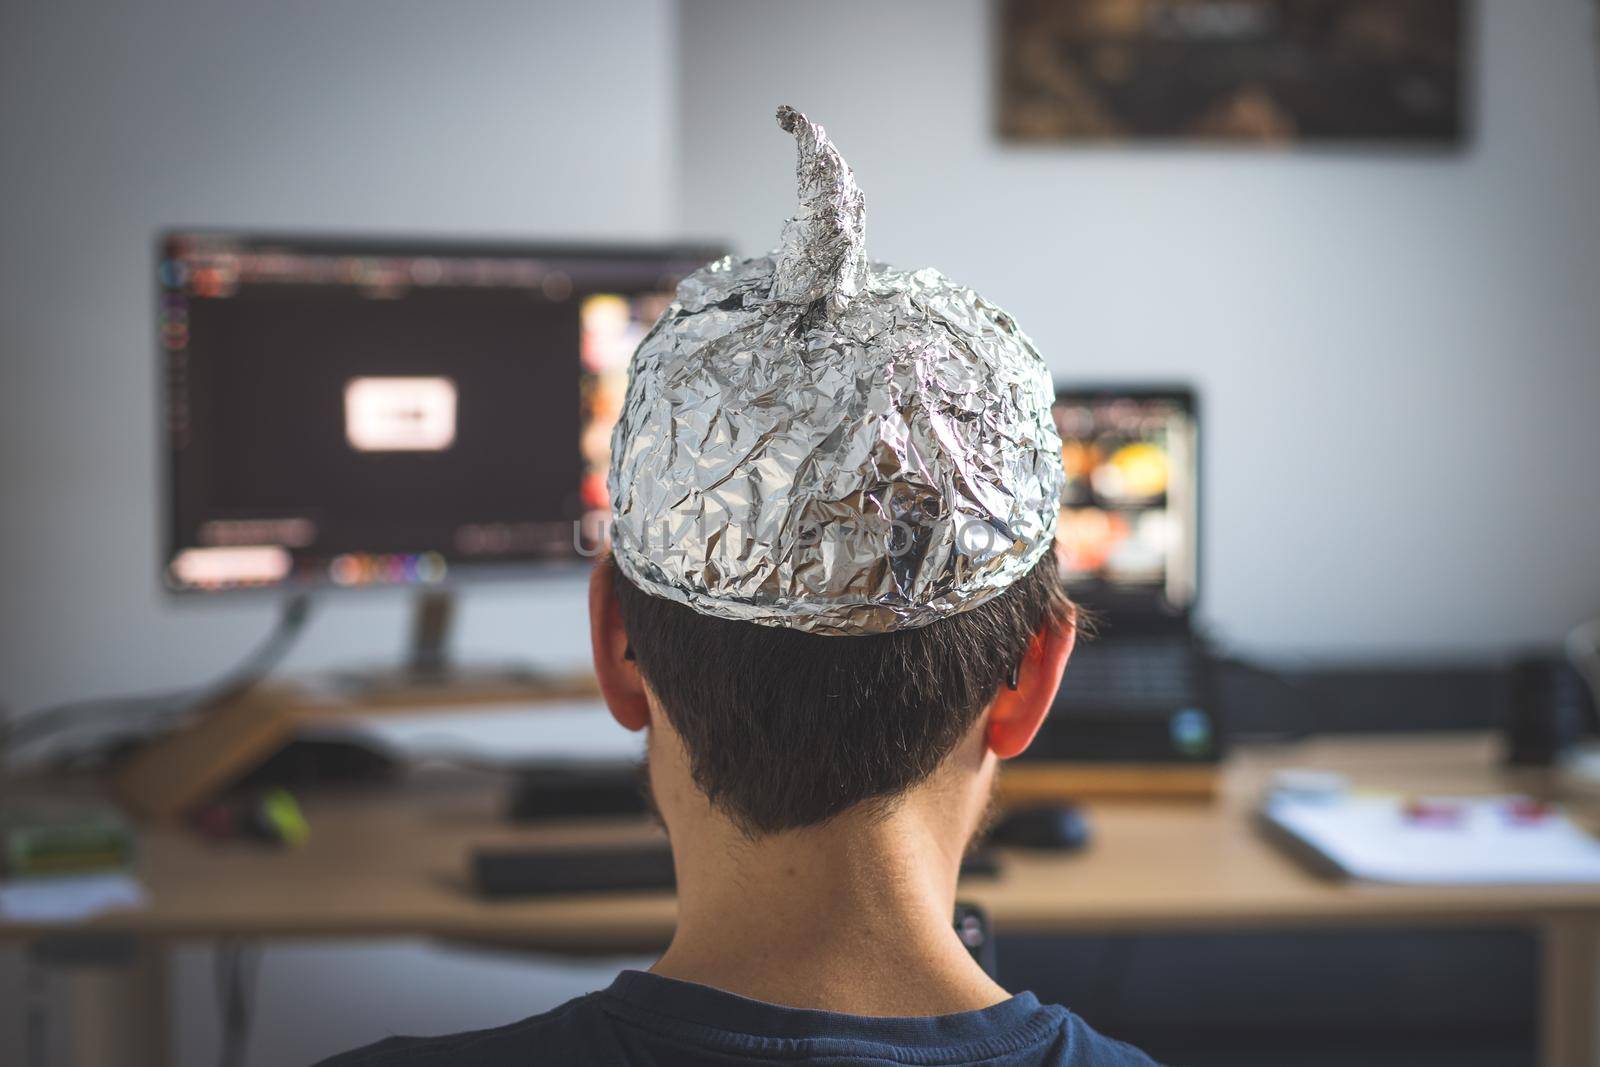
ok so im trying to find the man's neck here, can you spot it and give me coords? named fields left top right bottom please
left=651, top=790, right=1008, bottom=1017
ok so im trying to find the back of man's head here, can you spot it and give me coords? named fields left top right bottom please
left=613, top=552, right=1072, bottom=835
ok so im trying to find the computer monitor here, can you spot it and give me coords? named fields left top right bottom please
left=159, top=232, right=723, bottom=595
left=1051, top=387, right=1199, bottom=620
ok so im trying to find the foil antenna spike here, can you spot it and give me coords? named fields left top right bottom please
left=606, top=104, right=1063, bottom=635
left=771, top=105, right=866, bottom=307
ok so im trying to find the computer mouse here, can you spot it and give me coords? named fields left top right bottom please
left=989, top=803, right=1092, bottom=851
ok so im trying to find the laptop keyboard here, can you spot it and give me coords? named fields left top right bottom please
left=1056, top=639, right=1200, bottom=708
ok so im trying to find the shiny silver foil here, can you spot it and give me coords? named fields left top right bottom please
left=608, top=106, right=1063, bottom=635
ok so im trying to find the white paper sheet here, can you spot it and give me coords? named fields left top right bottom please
left=1264, top=794, right=1600, bottom=885
left=0, top=872, right=147, bottom=922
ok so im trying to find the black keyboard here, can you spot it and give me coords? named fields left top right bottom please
left=1057, top=639, right=1200, bottom=708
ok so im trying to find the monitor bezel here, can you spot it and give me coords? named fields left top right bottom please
left=156, top=229, right=728, bottom=597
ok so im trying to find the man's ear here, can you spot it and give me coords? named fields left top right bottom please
left=589, top=557, right=651, bottom=732
left=986, top=617, right=1076, bottom=759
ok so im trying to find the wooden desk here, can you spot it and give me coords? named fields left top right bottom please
left=5, top=733, right=1600, bottom=1065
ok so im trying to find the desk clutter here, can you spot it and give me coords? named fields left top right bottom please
left=1261, top=773, right=1600, bottom=885
left=0, top=801, right=147, bottom=922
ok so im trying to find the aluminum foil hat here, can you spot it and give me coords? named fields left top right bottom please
left=607, top=106, right=1063, bottom=636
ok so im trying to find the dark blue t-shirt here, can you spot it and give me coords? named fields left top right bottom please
left=317, top=969, right=1162, bottom=1066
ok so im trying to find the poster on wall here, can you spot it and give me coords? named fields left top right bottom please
left=997, top=0, right=1466, bottom=145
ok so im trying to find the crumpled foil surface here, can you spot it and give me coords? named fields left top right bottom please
left=608, top=105, right=1063, bottom=635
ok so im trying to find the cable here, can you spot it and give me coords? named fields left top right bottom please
left=1208, top=651, right=1322, bottom=743
left=1566, top=616, right=1600, bottom=730
left=215, top=939, right=263, bottom=1067
left=190, top=593, right=314, bottom=716
left=1190, top=622, right=1323, bottom=744
left=0, top=593, right=313, bottom=763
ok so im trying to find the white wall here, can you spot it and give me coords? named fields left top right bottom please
left=678, top=0, right=1600, bottom=659
left=0, top=0, right=680, bottom=714
left=0, top=2, right=671, bottom=1063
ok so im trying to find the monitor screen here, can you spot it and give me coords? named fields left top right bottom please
left=1052, top=388, right=1198, bottom=616
left=160, top=232, right=722, bottom=592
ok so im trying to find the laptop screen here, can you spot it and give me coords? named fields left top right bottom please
left=1052, top=388, right=1198, bottom=620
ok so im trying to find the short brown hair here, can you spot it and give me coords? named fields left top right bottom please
left=612, top=553, right=1073, bottom=835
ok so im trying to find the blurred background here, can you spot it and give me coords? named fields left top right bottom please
left=3, top=1, right=1600, bottom=1065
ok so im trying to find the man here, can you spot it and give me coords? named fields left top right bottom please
left=321, top=107, right=1161, bottom=1066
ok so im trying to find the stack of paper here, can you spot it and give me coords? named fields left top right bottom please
left=1262, top=794, right=1600, bottom=885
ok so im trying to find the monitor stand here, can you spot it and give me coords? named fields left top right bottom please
left=330, top=589, right=548, bottom=697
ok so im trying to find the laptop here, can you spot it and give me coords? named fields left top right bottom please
left=1018, top=386, right=1223, bottom=782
